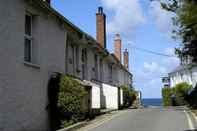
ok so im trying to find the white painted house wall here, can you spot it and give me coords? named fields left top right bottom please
left=120, top=88, right=123, bottom=106
left=169, top=66, right=197, bottom=88
left=0, top=1, right=66, bottom=131
left=91, top=84, right=101, bottom=109
left=101, top=83, right=118, bottom=109
left=83, top=81, right=101, bottom=109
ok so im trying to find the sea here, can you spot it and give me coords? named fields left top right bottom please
left=142, top=98, right=162, bottom=107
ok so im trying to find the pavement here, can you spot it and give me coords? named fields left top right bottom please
left=77, top=106, right=197, bottom=131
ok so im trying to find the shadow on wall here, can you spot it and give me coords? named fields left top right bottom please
left=184, top=129, right=197, bottom=131
left=48, top=73, right=61, bottom=131
left=100, top=86, right=106, bottom=109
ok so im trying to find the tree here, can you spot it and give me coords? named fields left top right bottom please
left=161, top=0, right=197, bottom=62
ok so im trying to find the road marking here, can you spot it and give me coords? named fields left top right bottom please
left=191, top=111, right=197, bottom=122
left=184, top=110, right=195, bottom=130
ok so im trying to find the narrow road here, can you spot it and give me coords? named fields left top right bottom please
left=80, top=107, right=197, bottom=131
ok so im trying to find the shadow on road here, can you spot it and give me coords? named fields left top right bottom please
left=184, top=129, right=197, bottom=131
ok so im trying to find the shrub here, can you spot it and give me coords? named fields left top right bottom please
left=172, top=82, right=192, bottom=106
left=57, top=75, right=88, bottom=127
left=162, top=82, right=192, bottom=106
left=186, top=84, right=197, bottom=108
left=121, top=85, right=136, bottom=107
left=162, top=87, right=172, bottom=106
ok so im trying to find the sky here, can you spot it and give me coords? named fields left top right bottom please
left=51, top=0, right=181, bottom=98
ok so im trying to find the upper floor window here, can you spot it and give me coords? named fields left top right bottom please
left=24, top=14, right=33, bottom=62
left=94, top=54, right=98, bottom=79
left=109, top=64, right=113, bottom=82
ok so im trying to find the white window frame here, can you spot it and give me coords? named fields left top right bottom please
left=24, top=13, right=33, bottom=63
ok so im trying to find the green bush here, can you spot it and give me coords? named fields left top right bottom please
left=186, top=84, right=197, bottom=108
left=162, top=87, right=172, bottom=106
left=121, top=85, right=136, bottom=107
left=172, top=82, right=192, bottom=106
left=162, top=82, right=192, bottom=106
left=57, top=75, right=88, bottom=127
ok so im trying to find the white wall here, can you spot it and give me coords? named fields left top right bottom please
left=191, top=67, right=197, bottom=87
left=0, top=1, right=66, bottom=131
left=120, top=88, right=123, bottom=106
left=91, top=84, right=101, bottom=109
left=101, top=83, right=118, bottom=109
left=170, top=66, right=197, bottom=88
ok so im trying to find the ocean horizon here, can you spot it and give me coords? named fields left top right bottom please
left=142, top=98, right=162, bottom=107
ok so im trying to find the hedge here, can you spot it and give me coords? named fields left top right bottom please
left=186, top=84, right=197, bottom=108
left=162, top=87, right=172, bottom=106
left=172, top=82, right=192, bottom=106
left=121, top=85, right=137, bottom=107
left=57, top=75, right=88, bottom=127
left=162, top=82, right=192, bottom=106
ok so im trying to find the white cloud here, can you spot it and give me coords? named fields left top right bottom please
left=149, top=1, right=174, bottom=36
left=143, top=62, right=166, bottom=74
left=162, top=48, right=180, bottom=70
left=100, top=0, right=145, bottom=36
left=134, top=47, right=179, bottom=97
left=141, top=48, right=179, bottom=77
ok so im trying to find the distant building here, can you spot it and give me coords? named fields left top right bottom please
left=161, top=77, right=170, bottom=88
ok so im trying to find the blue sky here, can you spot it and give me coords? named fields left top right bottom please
left=52, top=0, right=180, bottom=98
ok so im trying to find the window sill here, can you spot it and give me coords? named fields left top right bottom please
left=24, top=61, right=40, bottom=69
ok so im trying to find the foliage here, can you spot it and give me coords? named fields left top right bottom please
left=186, top=84, right=197, bottom=108
left=172, top=82, right=192, bottom=106
left=57, top=75, right=88, bottom=127
left=162, top=82, right=192, bottom=106
left=121, top=85, right=137, bottom=107
left=161, top=0, right=197, bottom=62
left=162, top=87, right=173, bottom=106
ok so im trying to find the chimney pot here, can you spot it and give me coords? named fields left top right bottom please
left=98, top=7, right=103, bottom=14
left=115, top=34, right=121, bottom=40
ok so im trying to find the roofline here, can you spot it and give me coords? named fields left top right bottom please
left=168, top=63, right=197, bottom=75
left=28, top=0, right=132, bottom=76
left=110, top=54, right=132, bottom=76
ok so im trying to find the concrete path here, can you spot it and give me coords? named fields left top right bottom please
left=78, top=107, right=197, bottom=131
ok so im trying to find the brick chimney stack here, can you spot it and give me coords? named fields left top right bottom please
left=124, top=49, right=129, bottom=69
left=114, top=34, right=122, bottom=62
left=96, top=7, right=106, bottom=48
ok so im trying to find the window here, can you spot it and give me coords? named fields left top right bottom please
left=109, top=64, right=113, bottom=82
left=94, top=54, right=98, bottom=79
left=82, top=48, right=87, bottom=63
left=24, top=14, right=33, bottom=62
left=82, top=48, right=87, bottom=80
left=100, top=59, right=103, bottom=81
left=75, top=46, right=79, bottom=72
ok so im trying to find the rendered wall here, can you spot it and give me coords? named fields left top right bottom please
left=170, top=66, right=197, bottom=87
left=101, top=83, right=118, bottom=109
left=91, top=84, right=101, bottom=109
left=120, top=89, right=123, bottom=106
left=0, top=1, right=66, bottom=131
